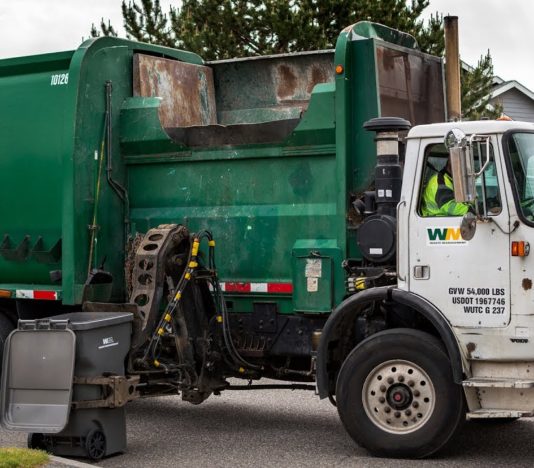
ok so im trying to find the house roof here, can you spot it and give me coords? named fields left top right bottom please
left=491, top=80, right=534, bottom=101
left=460, top=60, right=533, bottom=103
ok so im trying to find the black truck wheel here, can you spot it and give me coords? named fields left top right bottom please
left=85, top=429, right=106, bottom=460
left=336, top=328, right=464, bottom=459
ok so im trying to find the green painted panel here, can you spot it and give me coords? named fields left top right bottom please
left=0, top=38, right=206, bottom=304
left=59, top=38, right=203, bottom=304
left=292, top=255, right=333, bottom=312
left=0, top=54, right=71, bottom=284
left=351, top=39, right=381, bottom=193
left=291, top=239, right=344, bottom=312
left=129, top=152, right=338, bottom=283
left=65, top=46, right=133, bottom=303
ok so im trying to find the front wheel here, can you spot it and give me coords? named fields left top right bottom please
left=336, top=328, right=464, bottom=458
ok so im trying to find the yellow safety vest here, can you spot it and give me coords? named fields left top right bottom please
left=422, top=171, right=470, bottom=217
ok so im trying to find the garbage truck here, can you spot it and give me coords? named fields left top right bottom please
left=2, top=17, right=534, bottom=460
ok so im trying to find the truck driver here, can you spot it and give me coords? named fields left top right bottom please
left=421, top=156, right=473, bottom=217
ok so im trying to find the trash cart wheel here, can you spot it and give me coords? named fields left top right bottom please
left=85, top=429, right=106, bottom=460
left=27, top=433, right=47, bottom=451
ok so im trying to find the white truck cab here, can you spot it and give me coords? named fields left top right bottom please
left=401, top=120, right=534, bottom=412
left=319, top=120, right=534, bottom=459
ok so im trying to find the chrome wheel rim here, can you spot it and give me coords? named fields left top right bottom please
left=362, top=359, right=436, bottom=434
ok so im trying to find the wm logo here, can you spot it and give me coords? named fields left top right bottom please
left=427, top=227, right=465, bottom=245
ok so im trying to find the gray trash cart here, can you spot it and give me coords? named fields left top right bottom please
left=1, top=312, right=134, bottom=460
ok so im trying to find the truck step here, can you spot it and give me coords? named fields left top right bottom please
left=462, top=377, right=534, bottom=389
left=466, top=409, right=533, bottom=420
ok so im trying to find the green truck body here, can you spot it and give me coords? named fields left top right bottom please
left=0, top=22, right=444, bottom=312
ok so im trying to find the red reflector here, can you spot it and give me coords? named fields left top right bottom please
left=267, top=283, right=293, bottom=294
left=224, top=282, right=251, bottom=293
left=33, top=291, right=57, bottom=300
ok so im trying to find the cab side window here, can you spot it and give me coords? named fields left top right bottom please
left=473, top=141, right=501, bottom=215
left=418, top=142, right=501, bottom=217
left=418, top=144, right=452, bottom=217
left=506, top=133, right=534, bottom=221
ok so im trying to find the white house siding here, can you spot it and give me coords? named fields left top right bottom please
left=491, top=88, right=534, bottom=123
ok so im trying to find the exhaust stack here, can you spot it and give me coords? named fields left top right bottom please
left=444, top=16, right=461, bottom=121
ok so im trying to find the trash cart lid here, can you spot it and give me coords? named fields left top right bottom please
left=49, top=312, right=133, bottom=330
left=1, top=322, right=76, bottom=433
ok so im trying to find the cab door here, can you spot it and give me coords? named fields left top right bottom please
left=504, top=131, right=534, bottom=340
left=407, top=137, right=511, bottom=328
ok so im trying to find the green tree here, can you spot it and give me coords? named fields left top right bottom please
left=461, top=52, right=502, bottom=120
left=93, top=0, right=499, bottom=119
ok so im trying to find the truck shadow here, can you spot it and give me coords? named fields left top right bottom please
left=438, top=419, right=534, bottom=463
left=97, top=396, right=534, bottom=467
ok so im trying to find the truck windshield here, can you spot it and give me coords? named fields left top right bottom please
left=506, top=132, right=534, bottom=221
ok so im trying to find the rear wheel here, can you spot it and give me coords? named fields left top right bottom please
left=336, top=328, right=464, bottom=458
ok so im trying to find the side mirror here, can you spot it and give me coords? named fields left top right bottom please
left=460, top=212, right=477, bottom=241
left=444, top=129, right=476, bottom=203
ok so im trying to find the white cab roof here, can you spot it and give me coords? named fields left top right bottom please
left=407, top=120, right=534, bottom=139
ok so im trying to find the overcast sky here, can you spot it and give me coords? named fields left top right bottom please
left=0, top=0, right=533, bottom=91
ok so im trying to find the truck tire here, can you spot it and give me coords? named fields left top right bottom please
left=336, top=328, right=464, bottom=458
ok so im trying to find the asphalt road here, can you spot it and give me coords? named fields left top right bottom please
left=2, top=381, right=534, bottom=467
